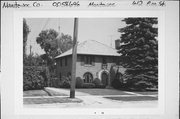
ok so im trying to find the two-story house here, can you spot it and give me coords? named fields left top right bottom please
left=55, top=40, right=122, bottom=87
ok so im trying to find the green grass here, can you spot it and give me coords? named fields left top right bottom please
left=44, top=88, right=67, bottom=96
left=23, top=90, right=49, bottom=97
left=76, top=88, right=133, bottom=95
left=23, top=89, right=67, bottom=97
left=104, top=96, right=158, bottom=101
left=24, top=97, right=82, bottom=104
left=133, top=91, right=158, bottom=95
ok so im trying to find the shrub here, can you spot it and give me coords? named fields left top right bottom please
left=134, top=81, right=152, bottom=91
left=111, top=73, right=124, bottom=89
left=23, top=66, right=46, bottom=91
left=95, top=84, right=106, bottom=88
left=62, top=80, right=70, bottom=88
left=92, top=78, right=106, bottom=88
left=60, top=76, right=70, bottom=88
left=76, top=77, right=84, bottom=88
left=92, top=78, right=101, bottom=86
left=82, top=83, right=95, bottom=88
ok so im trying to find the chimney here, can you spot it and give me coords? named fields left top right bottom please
left=115, top=39, right=121, bottom=49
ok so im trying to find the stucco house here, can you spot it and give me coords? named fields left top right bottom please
left=55, top=40, right=124, bottom=87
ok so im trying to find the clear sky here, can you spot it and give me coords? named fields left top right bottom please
left=26, top=18, right=126, bottom=55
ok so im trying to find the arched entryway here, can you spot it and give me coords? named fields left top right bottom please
left=101, top=71, right=109, bottom=86
left=98, top=70, right=110, bottom=87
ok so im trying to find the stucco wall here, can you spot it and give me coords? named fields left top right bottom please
left=76, top=55, right=116, bottom=81
left=56, top=55, right=117, bottom=82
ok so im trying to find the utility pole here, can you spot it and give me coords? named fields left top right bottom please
left=70, top=18, right=78, bottom=98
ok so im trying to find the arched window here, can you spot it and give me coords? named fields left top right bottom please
left=83, top=72, right=93, bottom=83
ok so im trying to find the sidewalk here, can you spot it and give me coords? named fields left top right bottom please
left=24, top=87, right=158, bottom=108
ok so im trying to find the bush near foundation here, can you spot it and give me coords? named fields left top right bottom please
left=92, top=78, right=101, bottom=85
left=82, top=83, right=95, bottom=88
left=60, top=77, right=71, bottom=88
left=92, top=78, right=106, bottom=88
left=23, top=66, right=46, bottom=91
left=76, top=77, right=84, bottom=88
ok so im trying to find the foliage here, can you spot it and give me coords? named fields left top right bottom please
left=36, top=29, right=73, bottom=71
left=24, top=53, right=44, bottom=66
left=92, top=78, right=101, bottom=86
left=95, top=84, right=106, bottom=88
left=92, top=78, right=106, bottom=88
left=23, top=19, right=30, bottom=59
left=23, top=66, right=47, bottom=91
left=118, top=18, right=158, bottom=90
left=76, top=77, right=84, bottom=88
left=60, top=76, right=71, bottom=88
left=82, top=83, right=95, bottom=88
left=111, top=73, right=124, bottom=89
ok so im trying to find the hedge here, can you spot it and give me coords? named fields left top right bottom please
left=23, top=66, right=47, bottom=91
left=60, top=77, right=105, bottom=89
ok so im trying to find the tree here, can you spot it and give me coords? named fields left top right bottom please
left=24, top=53, right=44, bottom=66
left=23, top=19, right=30, bottom=57
left=36, top=29, right=73, bottom=71
left=118, top=18, right=158, bottom=90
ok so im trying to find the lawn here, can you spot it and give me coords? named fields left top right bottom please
left=76, top=88, right=158, bottom=96
left=133, top=91, right=158, bottom=95
left=23, top=89, right=67, bottom=97
left=76, top=88, right=132, bottom=95
left=23, top=90, right=49, bottom=97
left=44, top=88, right=67, bottom=96
left=24, top=97, right=82, bottom=104
left=104, top=96, right=158, bottom=101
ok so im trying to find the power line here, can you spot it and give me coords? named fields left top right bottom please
left=42, top=18, right=50, bottom=31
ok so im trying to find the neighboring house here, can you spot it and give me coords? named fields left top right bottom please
left=55, top=40, right=124, bottom=87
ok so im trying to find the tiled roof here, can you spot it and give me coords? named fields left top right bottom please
left=55, top=40, right=121, bottom=58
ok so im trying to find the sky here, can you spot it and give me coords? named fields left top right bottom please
left=26, top=18, right=126, bottom=55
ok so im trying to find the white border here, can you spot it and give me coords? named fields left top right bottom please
left=14, top=10, right=165, bottom=115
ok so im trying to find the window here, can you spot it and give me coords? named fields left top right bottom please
left=65, top=57, right=67, bottom=66
left=60, top=59, right=62, bottom=66
left=81, top=55, right=95, bottom=66
left=83, top=56, right=95, bottom=65
left=83, top=72, right=93, bottom=83
left=102, top=57, right=107, bottom=64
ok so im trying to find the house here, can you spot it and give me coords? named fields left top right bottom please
left=55, top=40, right=124, bottom=87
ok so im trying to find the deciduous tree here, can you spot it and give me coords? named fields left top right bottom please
left=36, top=29, right=73, bottom=71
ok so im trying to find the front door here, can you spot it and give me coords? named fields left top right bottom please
left=101, top=72, right=108, bottom=86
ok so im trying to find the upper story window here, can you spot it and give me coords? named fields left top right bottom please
left=81, top=55, right=95, bottom=66
left=65, top=57, right=68, bottom=66
left=85, top=56, right=92, bottom=65
left=60, top=59, right=62, bottom=66
left=102, top=57, right=107, bottom=64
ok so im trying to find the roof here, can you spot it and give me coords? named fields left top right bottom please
left=55, top=40, right=121, bottom=59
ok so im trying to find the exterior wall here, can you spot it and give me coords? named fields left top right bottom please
left=56, top=55, right=72, bottom=80
left=76, top=55, right=116, bottom=82
left=56, top=54, right=119, bottom=86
